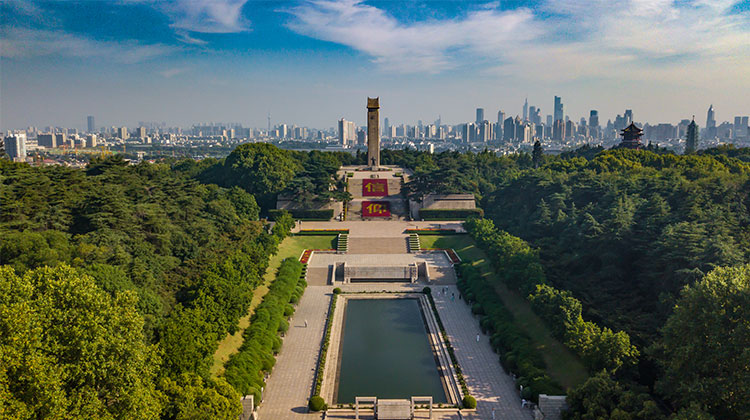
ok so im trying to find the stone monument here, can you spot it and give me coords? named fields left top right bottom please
left=367, top=97, right=380, bottom=168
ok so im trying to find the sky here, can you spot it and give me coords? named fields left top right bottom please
left=1, top=0, right=749, bottom=130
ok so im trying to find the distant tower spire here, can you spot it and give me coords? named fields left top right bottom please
left=685, top=116, right=699, bottom=154
left=523, top=97, right=529, bottom=122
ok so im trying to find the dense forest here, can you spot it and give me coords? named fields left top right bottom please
left=384, top=145, right=750, bottom=419
left=2, top=143, right=748, bottom=419
left=0, top=144, right=353, bottom=419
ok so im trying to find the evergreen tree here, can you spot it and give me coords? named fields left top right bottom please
left=532, top=140, right=544, bottom=168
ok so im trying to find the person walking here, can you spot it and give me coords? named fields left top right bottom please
left=476, top=334, right=480, bottom=343
left=304, top=319, right=308, bottom=328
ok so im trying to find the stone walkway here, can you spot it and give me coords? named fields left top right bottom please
left=257, top=283, right=533, bottom=420
left=256, top=286, right=331, bottom=420
left=433, top=286, right=533, bottom=420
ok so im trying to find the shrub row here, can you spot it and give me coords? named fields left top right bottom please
left=223, top=258, right=306, bottom=403
left=269, top=209, right=334, bottom=221
left=294, top=229, right=348, bottom=236
left=419, top=208, right=484, bottom=220
left=463, top=218, right=638, bottom=374
left=404, top=229, right=461, bottom=235
left=457, top=263, right=563, bottom=401
left=312, top=292, right=338, bottom=398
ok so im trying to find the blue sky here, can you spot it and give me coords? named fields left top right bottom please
left=1, top=0, right=749, bottom=130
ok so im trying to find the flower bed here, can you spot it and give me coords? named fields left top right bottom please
left=299, top=249, right=336, bottom=264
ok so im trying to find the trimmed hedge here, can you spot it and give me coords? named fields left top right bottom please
left=294, top=229, right=348, bottom=236
left=223, top=258, right=305, bottom=403
left=269, top=208, right=334, bottom=221
left=404, top=229, right=461, bottom=235
left=457, top=263, right=563, bottom=401
left=312, top=293, right=337, bottom=397
left=462, top=395, right=477, bottom=409
left=419, top=208, right=483, bottom=221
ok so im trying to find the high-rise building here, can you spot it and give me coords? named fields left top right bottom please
left=476, top=108, right=485, bottom=124
left=685, top=118, right=699, bottom=153
left=589, top=110, right=599, bottom=128
left=55, top=133, right=68, bottom=146
left=733, top=116, right=748, bottom=139
left=553, top=119, right=565, bottom=141
left=523, top=98, right=528, bottom=122
left=117, top=127, right=128, bottom=139
left=553, top=96, right=564, bottom=122
left=86, top=134, right=98, bottom=148
left=38, top=133, right=56, bottom=148
left=624, top=109, right=633, bottom=126
left=3, top=133, right=27, bottom=161
left=546, top=115, right=553, bottom=127
left=383, top=118, right=390, bottom=138
left=496, top=110, right=506, bottom=140
left=706, top=105, right=716, bottom=128
left=338, top=118, right=355, bottom=146
left=503, top=117, right=515, bottom=142
left=87, top=116, right=95, bottom=133
left=478, top=120, right=492, bottom=142
left=137, top=126, right=146, bottom=139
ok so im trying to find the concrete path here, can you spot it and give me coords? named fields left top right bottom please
left=433, top=286, right=534, bottom=420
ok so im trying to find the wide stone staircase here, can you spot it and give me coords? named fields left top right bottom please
left=347, top=177, right=407, bottom=221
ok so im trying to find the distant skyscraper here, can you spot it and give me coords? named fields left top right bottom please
left=546, top=115, right=553, bottom=127
left=503, top=117, right=515, bottom=142
left=117, top=127, right=128, bottom=139
left=137, top=126, right=146, bottom=139
left=706, top=105, right=716, bottom=128
left=553, top=96, right=564, bottom=122
left=338, top=118, right=355, bottom=146
left=3, top=133, right=27, bottom=161
left=476, top=108, right=485, bottom=124
left=87, top=116, right=95, bottom=133
left=553, top=119, right=565, bottom=141
left=523, top=98, right=528, bottom=122
left=733, top=116, right=748, bottom=139
left=624, top=109, right=633, bottom=126
left=589, top=110, right=599, bottom=128
left=685, top=118, right=699, bottom=153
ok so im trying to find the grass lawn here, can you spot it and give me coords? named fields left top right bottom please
left=420, top=234, right=589, bottom=390
left=210, top=234, right=337, bottom=376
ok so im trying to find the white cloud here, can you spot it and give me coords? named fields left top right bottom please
left=159, top=67, right=189, bottom=78
left=285, top=0, right=750, bottom=86
left=157, top=0, right=251, bottom=34
left=0, top=27, right=177, bottom=63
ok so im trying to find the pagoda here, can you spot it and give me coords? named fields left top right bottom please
left=617, top=122, right=644, bottom=149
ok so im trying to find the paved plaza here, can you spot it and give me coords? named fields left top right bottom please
left=256, top=218, right=532, bottom=420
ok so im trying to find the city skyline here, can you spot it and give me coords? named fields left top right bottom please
left=1, top=0, right=749, bottom=129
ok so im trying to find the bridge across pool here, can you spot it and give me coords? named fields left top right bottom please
left=334, top=298, right=448, bottom=404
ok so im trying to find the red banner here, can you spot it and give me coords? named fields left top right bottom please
left=362, top=179, right=388, bottom=197
left=361, top=201, right=391, bottom=217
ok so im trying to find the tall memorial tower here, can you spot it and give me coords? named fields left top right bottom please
left=367, top=97, right=380, bottom=168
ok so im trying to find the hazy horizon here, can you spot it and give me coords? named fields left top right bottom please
left=2, top=0, right=749, bottom=130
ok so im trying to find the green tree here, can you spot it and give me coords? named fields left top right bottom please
left=0, top=265, right=163, bottom=419
left=532, top=141, right=544, bottom=168
left=159, top=373, right=242, bottom=420
left=654, top=264, right=750, bottom=420
left=218, top=143, right=301, bottom=209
